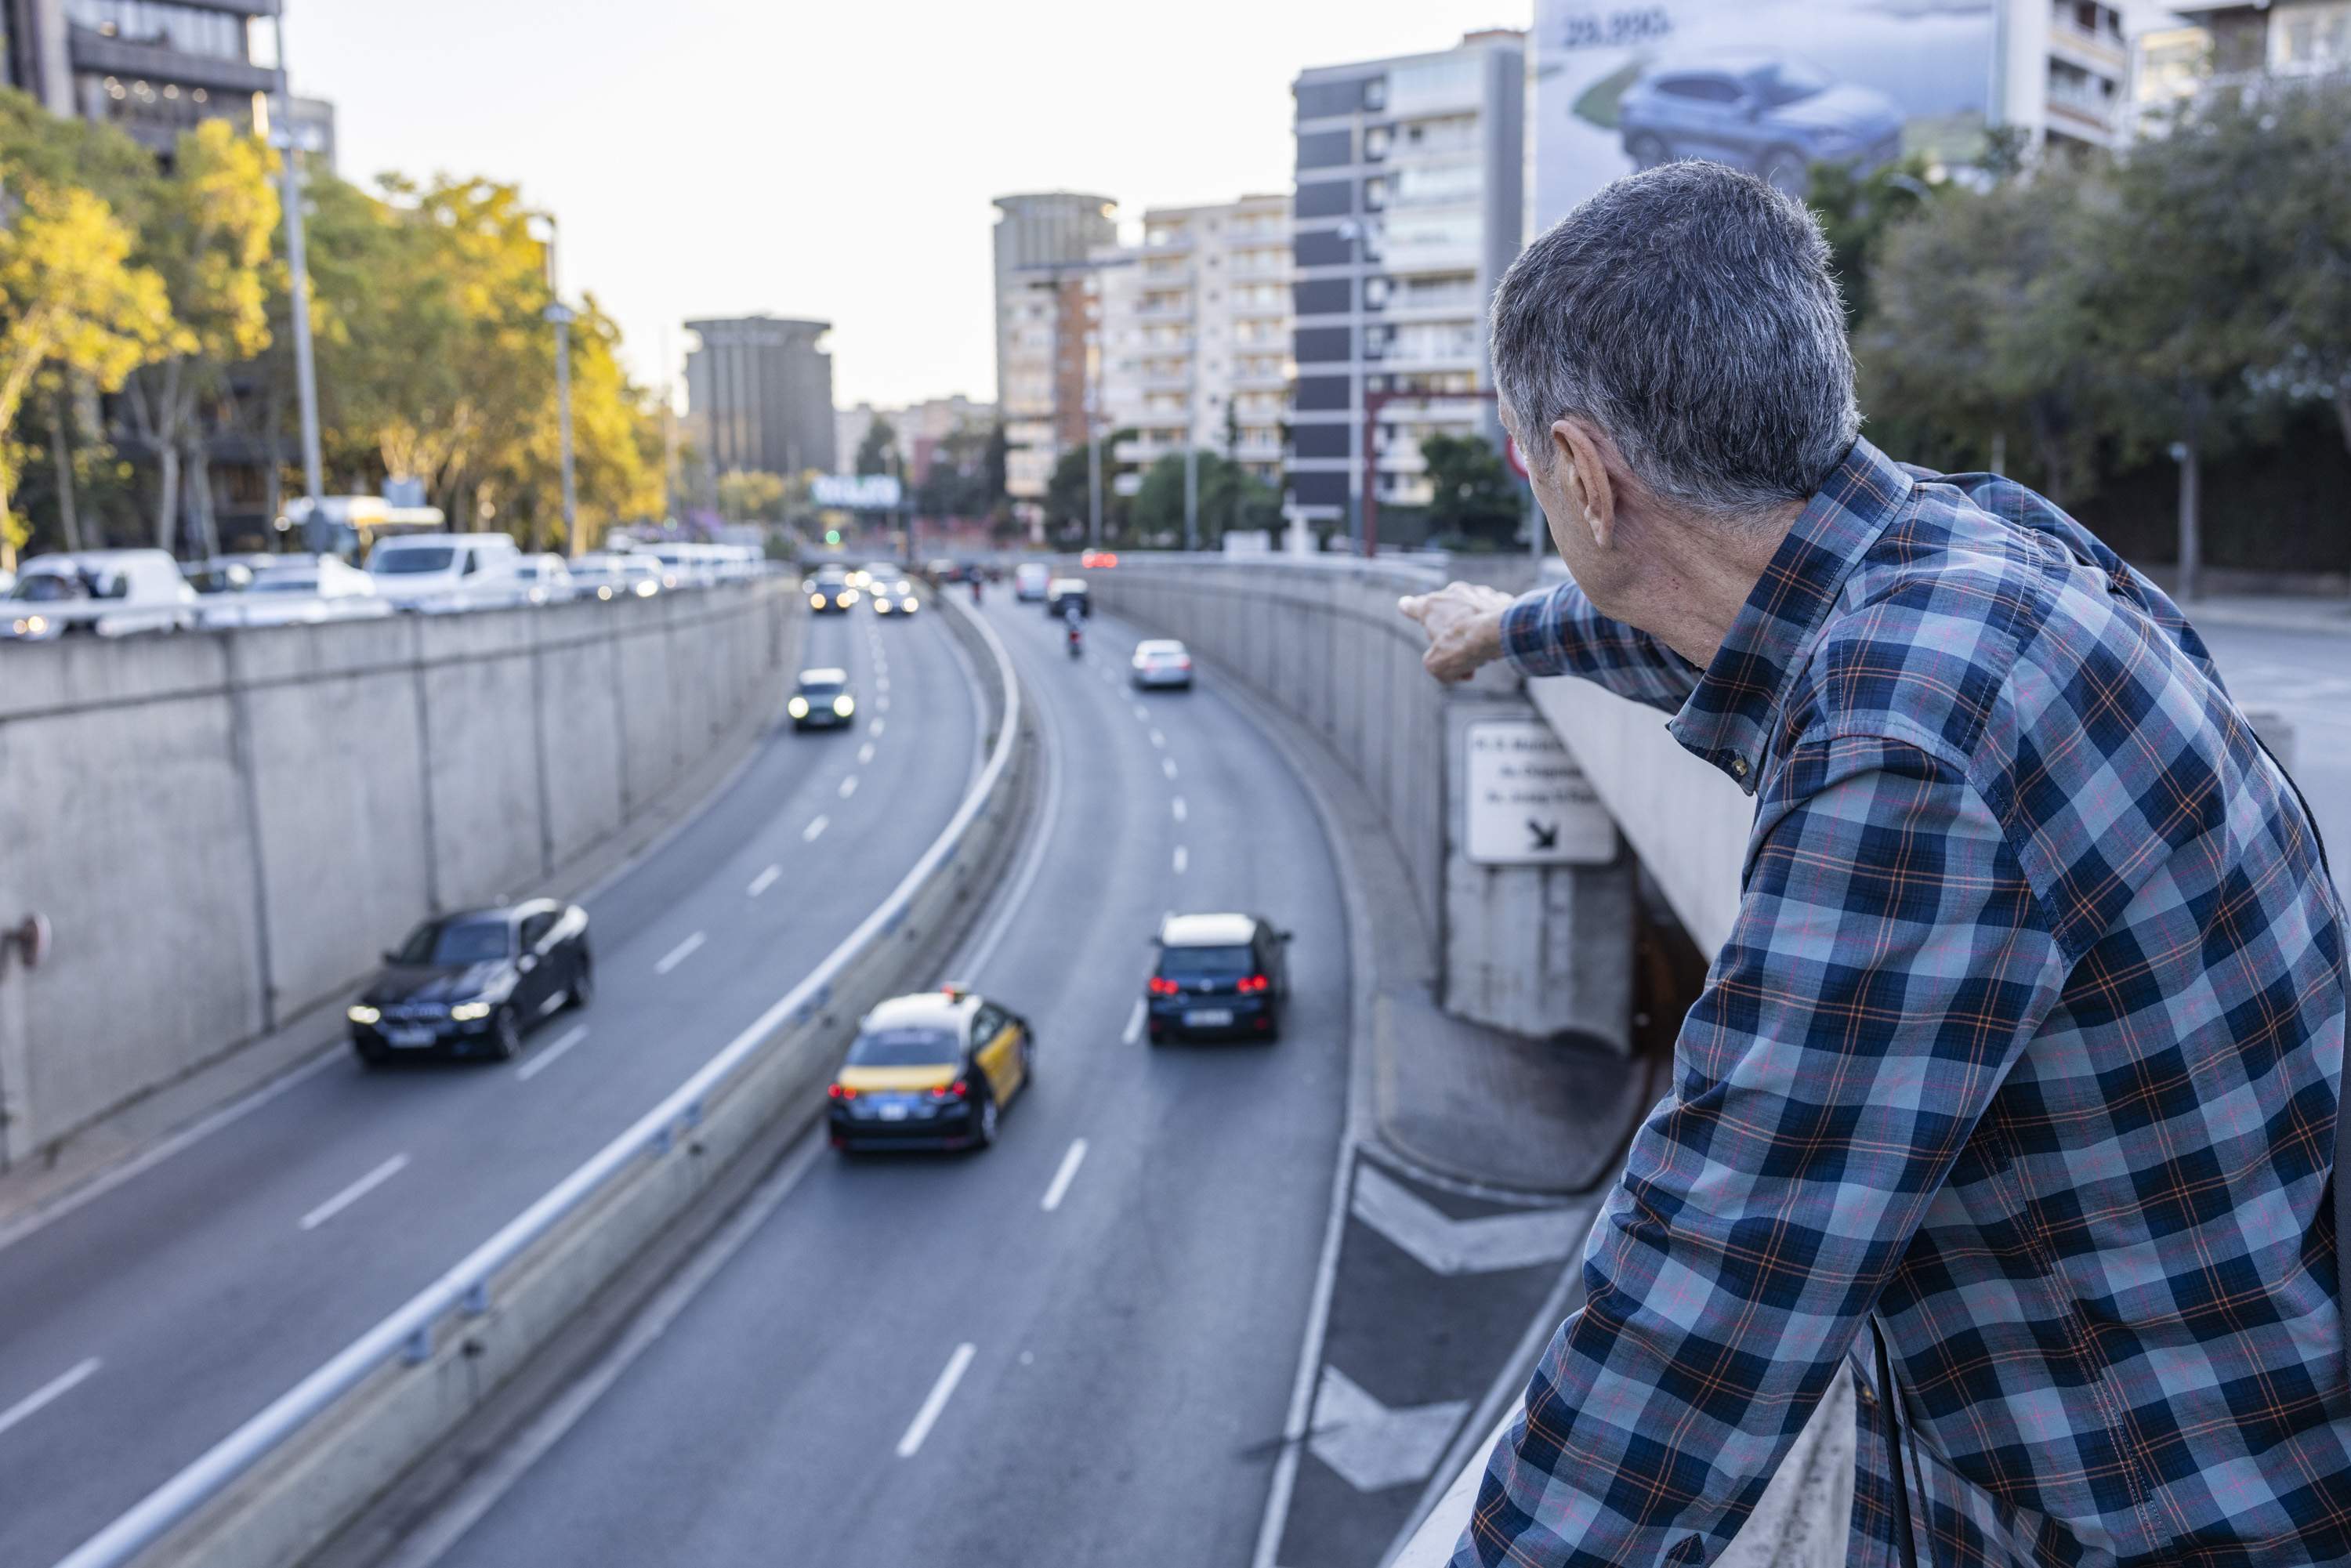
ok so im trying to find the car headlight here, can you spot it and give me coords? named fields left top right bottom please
left=635, top=579, right=658, bottom=596
left=900, top=597, right=918, bottom=612
left=450, top=1001, right=492, bottom=1022
left=840, top=589, right=859, bottom=605
left=347, top=1004, right=380, bottom=1025
left=810, top=592, right=827, bottom=609
left=875, top=599, right=893, bottom=614
left=788, top=696, right=810, bottom=719
left=802, top=579, right=817, bottom=592
left=597, top=585, right=614, bottom=600
left=832, top=694, right=855, bottom=716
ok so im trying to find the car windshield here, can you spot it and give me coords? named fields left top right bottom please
left=9, top=573, right=89, bottom=602
left=1754, top=60, right=1830, bottom=106
left=847, top=1027, right=961, bottom=1067
left=396, top=918, right=512, bottom=967
left=372, top=548, right=456, bottom=574
left=250, top=574, right=319, bottom=593
left=1159, top=943, right=1255, bottom=978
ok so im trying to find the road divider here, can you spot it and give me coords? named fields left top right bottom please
left=54, top=590, right=1034, bottom=1568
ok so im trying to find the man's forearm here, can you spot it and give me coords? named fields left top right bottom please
left=1498, top=579, right=1701, bottom=712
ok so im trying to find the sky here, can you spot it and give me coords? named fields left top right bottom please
left=292, top=1, right=1526, bottom=412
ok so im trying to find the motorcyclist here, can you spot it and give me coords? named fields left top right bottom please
left=1063, top=602, right=1083, bottom=654
left=970, top=574, right=984, bottom=605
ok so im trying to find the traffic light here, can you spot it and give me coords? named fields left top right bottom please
left=825, top=529, right=841, bottom=545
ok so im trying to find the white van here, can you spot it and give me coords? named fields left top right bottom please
left=1014, top=563, right=1051, bottom=602
left=2, top=550, right=197, bottom=640
left=366, top=533, right=523, bottom=613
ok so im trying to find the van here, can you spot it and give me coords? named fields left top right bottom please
left=366, top=533, right=524, bottom=613
left=2, top=550, right=197, bottom=640
left=1014, top=563, right=1051, bottom=602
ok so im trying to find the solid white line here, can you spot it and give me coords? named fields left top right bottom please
left=802, top=816, right=829, bottom=843
left=1149, top=728, right=1165, bottom=748
left=1172, top=796, right=1187, bottom=823
left=897, top=1343, right=976, bottom=1458
left=0, top=1357, right=101, bottom=1439
left=747, top=864, right=781, bottom=896
left=1122, top=998, right=1146, bottom=1045
left=0, top=1048, right=342, bottom=1256
left=299, top=1153, right=409, bottom=1232
left=838, top=774, right=860, bottom=799
left=1173, top=845, right=1189, bottom=875
left=858, top=741, right=875, bottom=765
left=514, top=1025, right=589, bottom=1084
left=869, top=718, right=885, bottom=736
left=1040, top=1139, right=1090, bottom=1213
left=1162, top=758, right=1178, bottom=780
left=654, top=931, right=706, bottom=975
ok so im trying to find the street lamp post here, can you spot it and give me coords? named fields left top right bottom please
left=534, top=215, right=579, bottom=556
left=270, top=11, right=322, bottom=512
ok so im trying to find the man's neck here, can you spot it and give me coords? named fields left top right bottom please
left=1616, top=502, right=1804, bottom=670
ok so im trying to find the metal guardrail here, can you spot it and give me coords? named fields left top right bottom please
left=53, top=592, right=1021, bottom=1568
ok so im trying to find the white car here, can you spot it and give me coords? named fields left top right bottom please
left=1130, top=639, right=1194, bottom=690
left=1014, top=563, right=1051, bottom=602
left=366, top=532, right=525, bottom=613
left=198, top=556, right=391, bottom=628
left=513, top=553, right=578, bottom=605
left=571, top=552, right=664, bottom=602
left=2, top=549, right=197, bottom=640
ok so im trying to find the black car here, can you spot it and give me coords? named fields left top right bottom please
left=790, top=666, right=857, bottom=730
left=1146, top=912, right=1291, bottom=1043
left=349, top=900, right=591, bottom=1064
left=1045, top=578, right=1091, bottom=619
left=805, top=567, right=857, bottom=614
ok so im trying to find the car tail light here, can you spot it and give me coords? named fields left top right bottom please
left=828, top=1083, right=857, bottom=1100
left=1148, top=976, right=1179, bottom=997
left=1237, top=974, right=1270, bottom=994
left=929, top=1080, right=969, bottom=1100
left=1176, top=657, right=1192, bottom=668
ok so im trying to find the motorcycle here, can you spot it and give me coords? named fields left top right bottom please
left=1065, top=623, right=1084, bottom=659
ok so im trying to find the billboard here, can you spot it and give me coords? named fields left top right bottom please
left=810, top=474, right=904, bottom=510
left=1531, top=0, right=1998, bottom=227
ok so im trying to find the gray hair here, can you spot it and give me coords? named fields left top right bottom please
left=1489, top=160, right=1859, bottom=521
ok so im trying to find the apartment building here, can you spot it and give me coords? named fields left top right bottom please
left=1286, top=31, right=1524, bottom=540
left=991, top=192, right=1118, bottom=526
left=1990, top=1, right=2192, bottom=153
left=2150, top=0, right=2350, bottom=89
left=684, top=316, right=838, bottom=480
left=1090, top=194, right=1291, bottom=491
left=835, top=394, right=996, bottom=483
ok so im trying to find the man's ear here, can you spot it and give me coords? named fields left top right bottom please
left=1552, top=418, right=1614, bottom=550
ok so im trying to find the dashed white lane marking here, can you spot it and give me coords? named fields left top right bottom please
left=516, top=1025, right=589, bottom=1082
left=897, top=1343, right=976, bottom=1458
left=858, top=741, right=875, bottom=764
left=1162, top=758, right=1178, bottom=780
left=878, top=695, right=891, bottom=713
left=654, top=932, right=706, bottom=975
left=877, top=676, right=890, bottom=693
left=747, top=864, right=781, bottom=896
left=300, top=1153, right=410, bottom=1231
left=1132, top=704, right=1149, bottom=722
left=1122, top=998, right=1146, bottom=1045
left=1041, top=1139, right=1090, bottom=1213
left=0, top=1357, right=101, bottom=1439
left=1173, top=846, right=1189, bottom=875
left=1148, top=729, right=1165, bottom=748
left=1172, top=796, right=1187, bottom=823
left=839, top=774, right=860, bottom=799
left=803, top=816, right=829, bottom=843
left=869, top=718, right=886, bottom=736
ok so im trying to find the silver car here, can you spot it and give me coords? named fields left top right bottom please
left=1130, top=639, right=1194, bottom=690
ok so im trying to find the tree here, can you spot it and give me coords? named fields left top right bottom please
left=0, top=181, right=174, bottom=567
left=1421, top=432, right=1521, bottom=549
left=1130, top=449, right=1279, bottom=548
left=1042, top=425, right=1135, bottom=540
left=118, top=118, right=277, bottom=555
left=854, top=416, right=897, bottom=477
left=715, top=468, right=785, bottom=523
left=1806, top=155, right=1942, bottom=333
left=915, top=419, right=994, bottom=521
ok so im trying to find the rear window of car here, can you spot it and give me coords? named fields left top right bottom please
left=1158, top=943, right=1255, bottom=978
left=397, top=918, right=512, bottom=966
left=372, top=547, right=455, bottom=574
left=799, top=677, right=843, bottom=694
left=848, top=1027, right=961, bottom=1067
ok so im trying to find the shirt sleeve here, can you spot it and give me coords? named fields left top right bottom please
left=1500, top=578, right=1703, bottom=714
left=1454, top=733, right=2067, bottom=1568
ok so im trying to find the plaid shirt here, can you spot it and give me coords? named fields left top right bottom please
left=1462, top=438, right=2349, bottom=1567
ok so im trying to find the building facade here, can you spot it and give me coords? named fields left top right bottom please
left=1994, top=1, right=2191, bottom=154
left=2148, top=0, right=2351, bottom=100
left=834, top=394, right=996, bottom=483
left=684, top=316, right=837, bottom=480
left=991, top=192, right=1117, bottom=522
left=1286, top=31, right=1524, bottom=540
left=1092, top=194, right=1291, bottom=491
left=3, top=0, right=287, bottom=155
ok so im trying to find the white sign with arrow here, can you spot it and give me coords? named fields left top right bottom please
left=1462, top=718, right=1614, bottom=866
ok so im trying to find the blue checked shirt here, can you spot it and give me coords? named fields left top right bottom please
left=1461, top=439, right=2349, bottom=1566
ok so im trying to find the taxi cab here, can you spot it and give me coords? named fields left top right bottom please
left=827, top=987, right=1035, bottom=1153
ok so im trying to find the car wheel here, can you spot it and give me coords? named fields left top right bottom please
left=489, top=1005, right=522, bottom=1061
left=568, top=956, right=594, bottom=1010
left=1628, top=132, right=1671, bottom=168
left=973, top=1088, right=1000, bottom=1150
left=1758, top=146, right=1809, bottom=197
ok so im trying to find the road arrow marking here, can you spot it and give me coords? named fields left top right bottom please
left=1308, top=1366, right=1469, bottom=1494
left=1350, top=1164, right=1587, bottom=1276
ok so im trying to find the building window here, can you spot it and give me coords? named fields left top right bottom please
left=63, top=0, right=248, bottom=61
left=2273, top=1, right=2351, bottom=74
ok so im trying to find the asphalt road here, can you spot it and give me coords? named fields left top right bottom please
left=418, top=594, right=1354, bottom=1567
left=2198, top=618, right=2351, bottom=896
left=0, top=600, right=978, bottom=1568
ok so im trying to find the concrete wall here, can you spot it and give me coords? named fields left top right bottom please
left=0, top=584, right=792, bottom=1162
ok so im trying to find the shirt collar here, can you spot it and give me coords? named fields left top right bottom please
left=1667, top=438, right=1914, bottom=795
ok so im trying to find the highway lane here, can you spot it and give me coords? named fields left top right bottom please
left=423, top=593, right=1353, bottom=1566
left=0, top=599, right=979, bottom=1568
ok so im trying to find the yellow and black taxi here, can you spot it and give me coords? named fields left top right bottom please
left=827, top=987, right=1034, bottom=1152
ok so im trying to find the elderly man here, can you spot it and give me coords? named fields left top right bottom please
left=1403, top=161, right=2348, bottom=1566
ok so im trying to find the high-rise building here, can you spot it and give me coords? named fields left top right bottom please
left=1287, top=31, right=1524, bottom=541
left=2139, top=0, right=2349, bottom=116
left=991, top=192, right=1117, bottom=525
left=4, top=0, right=286, bottom=155
left=1093, top=194, right=1292, bottom=491
left=1994, top=1, right=2190, bottom=154
left=684, top=316, right=838, bottom=480
left=835, top=395, right=996, bottom=483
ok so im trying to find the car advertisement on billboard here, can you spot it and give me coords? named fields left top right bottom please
left=1531, top=1, right=1998, bottom=226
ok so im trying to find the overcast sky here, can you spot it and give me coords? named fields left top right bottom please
left=292, top=2, right=1525, bottom=411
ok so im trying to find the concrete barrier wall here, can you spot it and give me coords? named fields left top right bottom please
left=0, top=584, right=790, bottom=1163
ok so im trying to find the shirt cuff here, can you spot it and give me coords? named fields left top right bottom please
left=1499, top=587, right=1567, bottom=679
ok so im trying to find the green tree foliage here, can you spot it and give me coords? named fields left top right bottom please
left=715, top=468, right=785, bottom=523
left=1421, top=432, right=1522, bottom=549
left=1130, top=449, right=1280, bottom=547
left=913, top=420, right=994, bottom=521
left=854, top=416, right=897, bottom=477
left=1041, top=426, right=1134, bottom=540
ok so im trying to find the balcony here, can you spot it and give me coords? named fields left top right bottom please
left=2048, top=9, right=2128, bottom=74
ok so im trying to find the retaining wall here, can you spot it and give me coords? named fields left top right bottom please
left=0, top=584, right=791, bottom=1163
